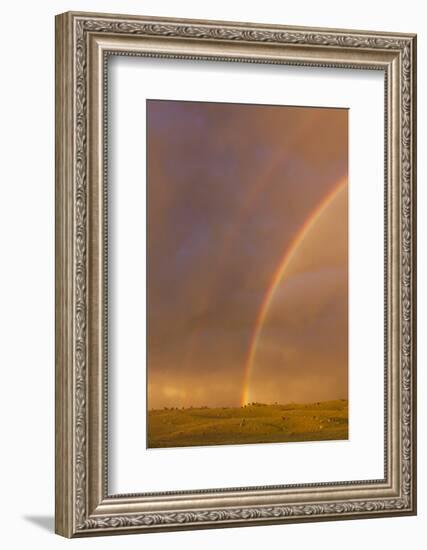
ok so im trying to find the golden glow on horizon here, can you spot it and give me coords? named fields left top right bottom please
left=241, top=177, right=347, bottom=406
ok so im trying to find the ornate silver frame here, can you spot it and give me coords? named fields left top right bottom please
left=55, top=11, right=417, bottom=537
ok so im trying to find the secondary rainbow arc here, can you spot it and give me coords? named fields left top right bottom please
left=241, top=177, right=347, bottom=406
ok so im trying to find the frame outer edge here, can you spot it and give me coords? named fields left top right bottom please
left=55, top=12, right=75, bottom=538
left=62, top=10, right=416, bottom=39
left=409, top=34, right=417, bottom=514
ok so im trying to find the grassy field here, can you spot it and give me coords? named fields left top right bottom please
left=147, top=400, right=348, bottom=448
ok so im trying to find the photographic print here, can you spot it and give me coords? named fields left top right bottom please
left=147, top=99, right=348, bottom=449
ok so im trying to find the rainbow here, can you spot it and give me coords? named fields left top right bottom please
left=241, top=177, right=347, bottom=406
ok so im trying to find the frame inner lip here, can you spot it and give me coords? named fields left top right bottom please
left=102, top=50, right=389, bottom=499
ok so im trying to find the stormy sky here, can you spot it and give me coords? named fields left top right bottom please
left=147, top=100, right=348, bottom=409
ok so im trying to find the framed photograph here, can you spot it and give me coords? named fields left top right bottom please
left=55, top=11, right=417, bottom=537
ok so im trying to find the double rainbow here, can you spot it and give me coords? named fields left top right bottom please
left=241, top=177, right=347, bottom=406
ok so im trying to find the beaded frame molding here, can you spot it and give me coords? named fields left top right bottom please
left=55, top=11, right=417, bottom=538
